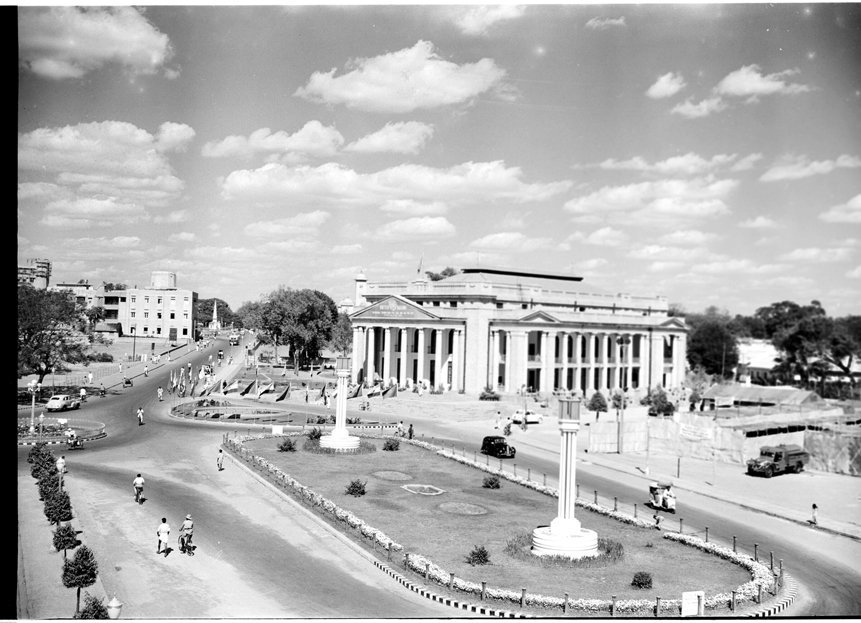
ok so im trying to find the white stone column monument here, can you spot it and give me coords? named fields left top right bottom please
left=531, top=397, right=599, bottom=558
left=320, top=357, right=360, bottom=451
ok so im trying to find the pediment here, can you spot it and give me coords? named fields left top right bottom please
left=660, top=317, right=688, bottom=330
left=351, top=295, right=440, bottom=321
left=518, top=310, right=560, bottom=323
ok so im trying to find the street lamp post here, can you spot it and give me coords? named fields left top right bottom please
left=38, top=412, right=44, bottom=443
left=27, top=380, right=41, bottom=434
left=616, top=336, right=631, bottom=454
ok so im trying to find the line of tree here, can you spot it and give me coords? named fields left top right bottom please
left=681, top=301, right=860, bottom=393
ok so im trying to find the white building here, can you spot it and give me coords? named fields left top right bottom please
left=348, top=268, right=688, bottom=396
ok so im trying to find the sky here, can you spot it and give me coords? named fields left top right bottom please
left=16, top=3, right=861, bottom=317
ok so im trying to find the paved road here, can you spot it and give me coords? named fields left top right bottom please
left=18, top=340, right=457, bottom=619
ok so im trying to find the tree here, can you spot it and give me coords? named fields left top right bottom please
left=62, top=545, right=99, bottom=617
left=44, top=490, right=73, bottom=526
left=78, top=592, right=109, bottom=619
left=328, top=312, right=353, bottom=356
left=101, top=282, right=127, bottom=291
left=235, top=300, right=265, bottom=331
left=687, top=320, right=739, bottom=378
left=53, top=522, right=79, bottom=559
left=261, top=288, right=338, bottom=372
left=587, top=391, right=608, bottom=419
left=642, top=387, right=675, bottom=416
left=18, top=285, right=89, bottom=381
left=425, top=267, right=459, bottom=281
left=195, top=298, right=240, bottom=329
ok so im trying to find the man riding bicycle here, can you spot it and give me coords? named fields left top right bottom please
left=133, top=473, right=145, bottom=503
left=179, top=514, right=194, bottom=554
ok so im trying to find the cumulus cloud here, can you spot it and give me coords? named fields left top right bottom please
left=646, top=72, right=686, bottom=99
left=376, top=216, right=456, bottom=240
left=731, top=153, right=763, bottom=171
left=739, top=216, right=778, bottom=229
left=168, top=232, right=198, bottom=243
left=585, top=16, right=626, bottom=30
left=344, top=121, right=434, bottom=154
left=820, top=194, right=861, bottom=224
left=628, top=245, right=714, bottom=262
left=221, top=160, right=571, bottom=207
left=598, top=153, right=738, bottom=176
left=294, top=40, right=511, bottom=113
left=659, top=229, right=716, bottom=245
left=564, top=177, right=736, bottom=224
left=581, top=227, right=628, bottom=246
left=202, top=121, right=344, bottom=160
left=469, top=231, right=551, bottom=252
left=715, top=64, right=811, bottom=99
left=779, top=247, right=853, bottom=262
left=446, top=5, right=527, bottom=35
left=41, top=196, right=144, bottom=228
left=379, top=199, right=448, bottom=216
left=760, top=154, right=861, bottom=182
left=18, top=120, right=191, bottom=209
left=847, top=266, right=861, bottom=279
left=243, top=210, right=331, bottom=238
left=691, top=259, right=756, bottom=273
left=18, top=6, right=173, bottom=80
left=671, top=96, right=727, bottom=119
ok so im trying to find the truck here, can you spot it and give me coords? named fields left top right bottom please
left=746, top=444, right=810, bottom=478
left=228, top=333, right=240, bottom=346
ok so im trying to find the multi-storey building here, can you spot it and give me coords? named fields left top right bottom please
left=17, top=258, right=52, bottom=289
left=349, top=267, right=688, bottom=396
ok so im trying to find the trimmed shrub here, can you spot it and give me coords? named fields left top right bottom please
left=382, top=438, right=400, bottom=451
left=307, top=427, right=323, bottom=441
left=482, top=475, right=501, bottom=489
left=53, top=522, right=79, bottom=559
left=63, top=545, right=99, bottom=616
left=465, top=545, right=490, bottom=566
left=631, top=571, right=653, bottom=589
left=345, top=479, right=366, bottom=497
left=277, top=438, right=296, bottom=452
left=77, top=592, right=109, bottom=619
left=479, top=386, right=501, bottom=401
left=44, top=490, right=73, bottom=525
left=38, top=473, right=62, bottom=501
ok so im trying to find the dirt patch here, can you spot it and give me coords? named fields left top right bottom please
left=439, top=502, right=488, bottom=515
left=372, top=470, right=412, bottom=481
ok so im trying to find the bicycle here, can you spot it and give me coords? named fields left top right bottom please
left=134, top=486, right=144, bottom=504
left=178, top=532, right=194, bottom=555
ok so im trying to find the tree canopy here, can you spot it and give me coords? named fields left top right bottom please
left=18, top=285, right=90, bottom=381
left=425, top=267, right=459, bottom=281
left=687, top=320, right=739, bottom=378
left=195, top=298, right=241, bottom=330
left=256, top=288, right=338, bottom=370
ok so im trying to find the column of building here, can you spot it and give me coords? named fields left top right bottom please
left=351, top=326, right=364, bottom=384
left=540, top=331, right=551, bottom=393
left=490, top=330, right=501, bottom=391
left=560, top=332, right=570, bottom=391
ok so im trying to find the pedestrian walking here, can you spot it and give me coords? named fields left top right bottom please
left=811, top=503, right=818, bottom=526
left=136, top=407, right=144, bottom=426
left=56, top=455, right=66, bottom=474
left=396, top=421, right=404, bottom=437
left=119, top=362, right=123, bottom=375
left=157, top=386, right=164, bottom=401
left=408, top=423, right=414, bottom=440
left=217, top=449, right=224, bottom=471
left=144, top=364, right=148, bottom=377
left=494, top=411, right=501, bottom=430
left=88, top=371, right=93, bottom=385
left=133, top=473, right=145, bottom=503
left=179, top=514, right=194, bottom=554
left=653, top=513, right=663, bottom=530
left=156, top=518, right=170, bottom=555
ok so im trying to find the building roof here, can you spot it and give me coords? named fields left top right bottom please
left=702, top=384, right=819, bottom=405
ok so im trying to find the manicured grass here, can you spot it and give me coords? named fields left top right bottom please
left=245, top=436, right=750, bottom=607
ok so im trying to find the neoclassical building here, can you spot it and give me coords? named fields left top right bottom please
left=349, top=268, right=687, bottom=396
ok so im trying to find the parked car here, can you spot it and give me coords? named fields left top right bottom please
left=45, top=394, right=81, bottom=412
left=511, top=409, right=544, bottom=424
left=746, top=444, right=810, bottom=478
left=480, top=435, right=516, bottom=459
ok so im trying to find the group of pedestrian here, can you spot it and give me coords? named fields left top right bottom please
left=394, top=421, right=414, bottom=439
left=156, top=514, right=194, bottom=557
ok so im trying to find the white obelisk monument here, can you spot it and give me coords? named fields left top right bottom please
left=320, top=357, right=360, bottom=451
left=531, top=397, right=599, bottom=558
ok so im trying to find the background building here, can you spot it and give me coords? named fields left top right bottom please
left=17, top=258, right=52, bottom=289
left=349, top=268, right=688, bottom=397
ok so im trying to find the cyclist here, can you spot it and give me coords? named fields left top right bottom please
left=179, top=514, right=194, bottom=554
left=133, top=473, right=145, bottom=503
left=79, top=387, right=87, bottom=403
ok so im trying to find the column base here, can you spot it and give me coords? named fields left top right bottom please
left=531, top=524, right=599, bottom=559
left=319, top=427, right=360, bottom=451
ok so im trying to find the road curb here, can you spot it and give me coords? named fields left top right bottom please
left=747, top=574, right=797, bottom=617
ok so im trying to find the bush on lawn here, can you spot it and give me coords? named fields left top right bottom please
left=479, top=386, right=501, bottom=401
left=307, top=427, right=323, bottom=441
left=277, top=438, right=296, bottom=452
left=482, top=475, right=501, bottom=489
left=345, top=479, right=366, bottom=497
left=631, top=571, right=653, bottom=589
left=382, top=438, right=400, bottom=451
left=465, top=545, right=490, bottom=566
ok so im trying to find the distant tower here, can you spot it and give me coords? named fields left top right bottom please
left=209, top=301, right=221, bottom=331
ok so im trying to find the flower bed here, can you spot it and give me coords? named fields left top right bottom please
left=226, top=433, right=777, bottom=615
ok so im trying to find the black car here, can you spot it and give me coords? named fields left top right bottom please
left=480, top=435, right=516, bottom=459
